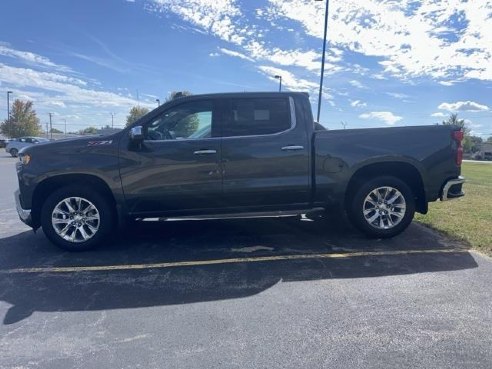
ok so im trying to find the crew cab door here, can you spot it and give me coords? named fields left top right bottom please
left=119, top=99, right=222, bottom=215
left=219, top=96, right=310, bottom=209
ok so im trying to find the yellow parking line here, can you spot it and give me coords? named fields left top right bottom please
left=0, top=248, right=468, bottom=274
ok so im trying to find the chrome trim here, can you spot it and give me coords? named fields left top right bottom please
left=193, top=149, right=217, bottom=155
left=129, top=125, right=143, bottom=139
left=441, top=176, right=465, bottom=201
left=14, top=190, right=31, bottom=222
left=281, top=145, right=304, bottom=151
left=143, top=208, right=325, bottom=222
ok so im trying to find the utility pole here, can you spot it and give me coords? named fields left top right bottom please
left=315, top=0, right=330, bottom=123
left=48, top=113, right=53, bottom=140
left=45, top=122, right=49, bottom=138
left=111, top=113, right=114, bottom=128
left=62, top=118, right=67, bottom=136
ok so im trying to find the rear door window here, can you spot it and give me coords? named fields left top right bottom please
left=222, top=98, right=291, bottom=137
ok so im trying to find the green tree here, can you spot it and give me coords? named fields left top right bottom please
left=441, top=113, right=470, bottom=134
left=79, top=126, right=98, bottom=135
left=441, top=113, right=475, bottom=153
left=165, top=91, right=198, bottom=137
left=0, top=99, right=43, bottom=138
left=468, top=136, right=483, bottom=153
left=126, top=106, right=150, bottom=127
left=165, top=90, right=192, bottom=102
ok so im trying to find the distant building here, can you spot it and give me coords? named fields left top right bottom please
left=473, top=143, right=492, bottom=160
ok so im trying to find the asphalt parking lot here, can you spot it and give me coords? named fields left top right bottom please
left=1, top=152, right=491, bottom=369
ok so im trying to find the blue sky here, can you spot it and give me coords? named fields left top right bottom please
left=0, top=0, right=491, bottom=137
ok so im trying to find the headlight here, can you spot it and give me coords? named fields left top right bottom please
left=19, top=154, right=31, bottom=165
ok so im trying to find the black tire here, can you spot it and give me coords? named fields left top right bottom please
left=347, top=176, right=415, bottom=238
left=41, top=185, right=114, bottom=251
left=10, top=148, right=18, bottom=157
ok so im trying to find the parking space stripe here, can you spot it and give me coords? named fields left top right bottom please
left=0, top=248, right=469, bottom=274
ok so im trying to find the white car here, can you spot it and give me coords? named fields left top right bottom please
left=5, top=137, right=49, bottom=157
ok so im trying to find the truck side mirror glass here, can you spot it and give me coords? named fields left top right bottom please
left=130, top=126, right=144, bottom=142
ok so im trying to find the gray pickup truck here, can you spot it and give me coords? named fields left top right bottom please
left=15, top=92, right=465, bottom=251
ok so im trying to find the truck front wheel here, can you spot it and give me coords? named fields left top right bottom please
left=41, top=185, right=114, bottom=251
left=347, top=176, right=415, bottom=238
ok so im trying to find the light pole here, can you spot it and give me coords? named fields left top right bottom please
left=111, top=113, right=115, bottom=128
left=7, top=91, right=12, bottom=121
left=62, top=118, right=67, bottom=136
left=48, top=113, right=53, bottom=140
left=156, top=98, right=160, bottom=107
left=274, top=75, right=282, bottom=92
left=315, top=0, right=329, bottom=123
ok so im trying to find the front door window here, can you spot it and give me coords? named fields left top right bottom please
left=145, top=101, right=214, bottom=141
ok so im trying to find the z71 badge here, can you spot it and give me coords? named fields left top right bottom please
left=87, top=140, right=113, bottom=146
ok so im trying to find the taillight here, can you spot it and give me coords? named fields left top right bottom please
left=452, top=130, right=464, bottom=142
left=452, top=130, right=464, bottom=166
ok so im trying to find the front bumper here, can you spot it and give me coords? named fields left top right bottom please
left=441, top=176, right=465, bottom=201
left=14, top=189, right=33, bottom=227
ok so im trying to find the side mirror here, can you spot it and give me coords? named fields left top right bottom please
left=129, top=126, right=144, bottom=142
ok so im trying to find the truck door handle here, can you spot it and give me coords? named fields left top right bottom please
left=193, top=149, right=217, bottom=155
left=281, top=145, right=304, bottom=151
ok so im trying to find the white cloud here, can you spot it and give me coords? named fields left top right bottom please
left=350, top=100, right=367, bottom=108
left=0, top=44, right=72, bottom=73
left=387, top=92, right=410, bottom=99
left=431, top=112, right=448, bottom=118
left=45, top=101, right=67, bottom=108
left=0, top=63, right=147, bottom=111
left=359, top=111, right=403, bottom=125
left=147, top=0, right=341, bottom=90
left=438, top=101, right=490, bottom=112
left=349, top=80, right=367, bottom=89
left=150, top=0, right=244, bottom=44
left=267, top=0, right=492, bottom=82
left=257, top=65, right=319, bottom=92
left=219, top=48, right=254, bottom=62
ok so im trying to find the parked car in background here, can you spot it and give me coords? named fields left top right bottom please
left=5, top=137, right=49, bottom=157
left=0, top=137, right=9, bottom=149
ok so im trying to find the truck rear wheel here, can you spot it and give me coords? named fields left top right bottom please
left=10, top=148, right=18, bottom=157
left=41, top=185, right=114, bottom=251
left=347, top=176, right=415, bottom=238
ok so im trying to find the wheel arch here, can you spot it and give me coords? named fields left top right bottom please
left=345, top=161, right=427, bottom=214
left=31, top=174, right=117, bottom=227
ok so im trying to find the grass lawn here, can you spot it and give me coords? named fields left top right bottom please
left=416, top=162, right=492, bottom=256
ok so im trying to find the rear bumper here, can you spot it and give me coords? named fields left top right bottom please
left=441, top=176, right=465, bottom=201
left=14, top=189, right=33, bottom=227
